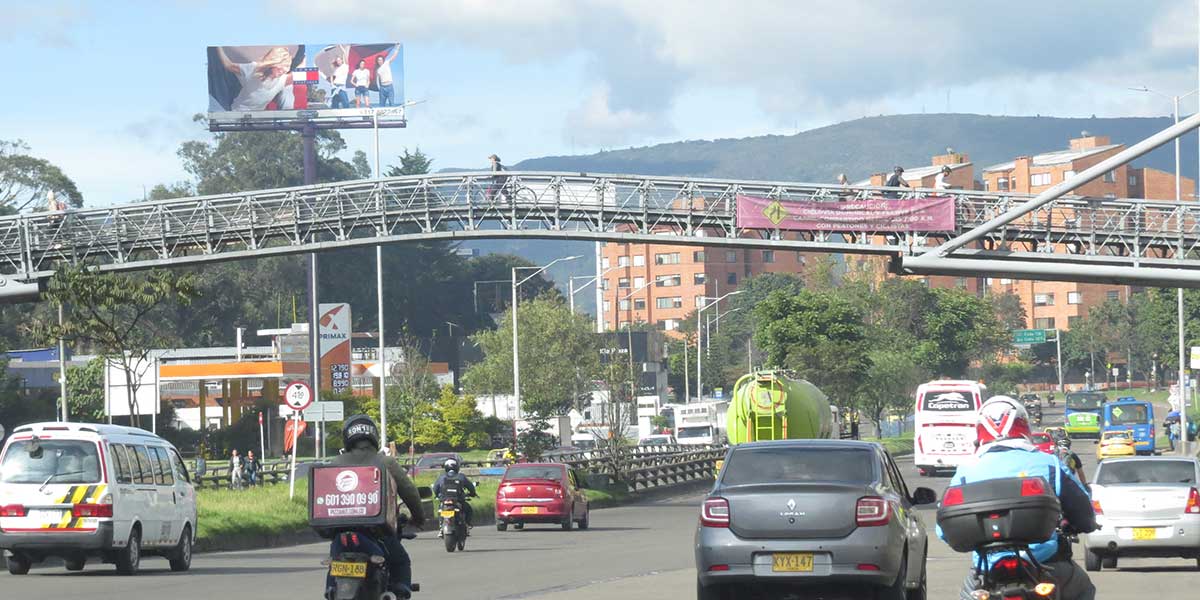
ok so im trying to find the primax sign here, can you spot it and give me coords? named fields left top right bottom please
left=319, top=303, right=353, bottom=394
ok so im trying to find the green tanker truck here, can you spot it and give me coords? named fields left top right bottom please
left=726, top=371, right=833, bottom=444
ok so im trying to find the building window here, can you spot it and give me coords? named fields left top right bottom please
left=1129, top=175, right=1138, bottom=186
left=727, top=272, right=737, bottom=285
left=1104, top=193, right=1116, bottom=198
left=797, top=253, right=806, bottom=264
left=633, top=255, right=645, bottom=267
left=1106, top=290, right=1121, bottom=301
left=1030, top=173, right=1051, bottom=186
left=618, top=256, right=629, bottom=267
left=1103, top=170, right=1116, bottom=183
left=633, top=298, right=646, bottom=310
left=655, top=252, right=681, bottom=265
left=634, top=276, right=645, bottom=289
left=997, top=177, right=1010, bottom=191
left=602, top=301, right=611, bottom=313
left=726, top=250, right=737, bottom=263
left=695, top=296, right=707, bottom=308
left=618, top=277, right=630, bottom=288
left=618, top=299, right=630, bottom=310
left=600, top=279, right=609, bottom=291
left=956, top=277, right=968, bottom=289
left=664, top=319, right=679, bottom=331
left=1068, top=291, right=1081, bottom=305
left=982, top=179, right=990, bottom=191
left=1000, top=278, right=1012, bottom=285
left=657, top=297, right=683, bottom=309
left=1068, top=315, right=1081, bottom=329
left=1033, top=293, right=1055, bottom=306
left=655, top=275, right=681, bottom=287
left=693, top=251, right=706, bottom=262
left=601, top=257, right=610, bottom=269
left=1063, top=170, right=1076, bottom=180
left=694, top=272, right=706, bottom=285
left=762, top=250, right=775, bottom=263
left=1033, top=317, right=1056, bottom=330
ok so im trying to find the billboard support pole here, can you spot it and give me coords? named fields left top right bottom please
left=302, top=125, right=317, bottom=185
left=308, top=252, right=320, bottom=448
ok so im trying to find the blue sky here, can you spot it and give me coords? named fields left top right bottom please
left=3, top=0, right=1200, bottom=207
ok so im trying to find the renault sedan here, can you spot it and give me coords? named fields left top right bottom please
left=694, top=440, right=936, bottom=600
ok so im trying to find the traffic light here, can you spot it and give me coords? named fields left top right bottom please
left=0, top=276, right=43, bottom=303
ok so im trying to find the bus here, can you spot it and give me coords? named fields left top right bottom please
left=1064, top=391, right=1107, bottom=439
left=1102, top=398, right=1155, bottom=455
left=914, top=380, right=987, bottom=476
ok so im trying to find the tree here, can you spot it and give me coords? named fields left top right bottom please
left=991, top=292, right=1027, bottom=331
left=386, top=337, right=441, bottom=450
left=413, top=385, right=490, bottom=450
left=464, top=295, right=600, bottom=419
left=387, top=148, right=433, bottom=177
left=66, top=358, right=106, bottom=422
left=0, top=140, right=83, bottom=212
left=37, top=265, right=198, bottom=428
left=860, top=350, right=929, bottom=437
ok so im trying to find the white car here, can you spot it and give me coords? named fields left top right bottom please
left=1083, top=456, right=1200, bottom=571
left=638, top=434, right=677, bottom=446
left=0, top=422, right=197, bottom=575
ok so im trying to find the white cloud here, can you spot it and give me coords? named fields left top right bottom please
left=565, top=86, right=674, bottom=147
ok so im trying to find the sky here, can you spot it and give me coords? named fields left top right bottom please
left=4, top=0, right=1200, bottom=207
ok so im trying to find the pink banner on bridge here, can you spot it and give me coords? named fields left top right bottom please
left=736, top=194, right=956, bottom=232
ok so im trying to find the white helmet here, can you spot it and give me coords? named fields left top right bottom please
left=976, top=395, right=1032, bottom=446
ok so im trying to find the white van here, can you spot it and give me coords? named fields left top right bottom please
left=0, top=422, right=196, bottom=575
left=913, top=380, right=987, bottom=476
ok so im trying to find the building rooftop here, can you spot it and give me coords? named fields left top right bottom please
left=982, top=144, right=1121, bottom=173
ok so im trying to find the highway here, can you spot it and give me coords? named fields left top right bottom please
left=5, top=404, right=1198, bottom=599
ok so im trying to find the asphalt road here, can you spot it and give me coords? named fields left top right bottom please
left=5, top=402, right=1198, bottom=599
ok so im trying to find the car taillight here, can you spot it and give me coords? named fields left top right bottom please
left=856, top=496, right=889, bottom=526
left=942, top=486, right=964, bottom=506
left=1186, top=488, right=1200, bottom=515
left=72, top=503, right=113, bottom=518
left=1092, top=499, right=1103, bottom=515
left=0, top=504, right=27, bottom=517
left=1020, top=477, right=1047, bottom=496
left=700, top=497, right=730, bottom=528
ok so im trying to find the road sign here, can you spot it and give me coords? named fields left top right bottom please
left=280, top=401, right=344, bottom=422
left=1012, top=329, right=1047, bottom=344
left=283, top=381, right=313, bottom=412
left=1191, top=346, right=1200, bottom=369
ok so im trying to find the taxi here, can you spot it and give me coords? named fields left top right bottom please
left=1096, top=429, right=1137, bottom=461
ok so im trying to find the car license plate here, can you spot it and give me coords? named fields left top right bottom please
left=439, top=510, right=456, bottom=517
left=29, top=509, right=64, bottom=526
left=772, top=553, right=814, bottom=572
left=521, top=506, right=539, bottom=515
left=329, top=561, right=367, bottom=578
left=1132, top=528, right=1157, bottom=541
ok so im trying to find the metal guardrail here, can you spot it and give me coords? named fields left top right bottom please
left=5, top=171, right=1200, bottom=280
left=188, top=459, right=292, bottom=490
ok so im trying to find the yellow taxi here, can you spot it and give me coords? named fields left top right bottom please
left=1096, top=429, right=1137, bottom=461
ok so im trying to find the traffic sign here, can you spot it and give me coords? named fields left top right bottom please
left=1012, top=329, right=1047, bottom=344
left=283, top=381, right=313, bottom=412
left=279, top=400, right=344, bottom=422
left=1191, top=346, right=1200, bottom=369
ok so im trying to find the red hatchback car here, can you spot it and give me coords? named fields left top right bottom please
left=1031, top=432, right=1055, bottom=454
left=495, top=463, right=590, bottom=531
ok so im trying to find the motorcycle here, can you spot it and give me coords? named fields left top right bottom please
left=325, top=515, right=420, bottom=600
left=439, top=497, right=469, bottom=553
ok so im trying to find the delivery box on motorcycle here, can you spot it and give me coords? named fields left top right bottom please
left=309, top=465, right=398, bottom=537
left=936, top=476, right=1061, bottom=553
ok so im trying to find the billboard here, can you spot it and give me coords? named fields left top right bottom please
left=207, top=43, right=403, bottom=126
left=736, top=194, right=956, bottom=232
left=319, top=303, right=352, bottom=394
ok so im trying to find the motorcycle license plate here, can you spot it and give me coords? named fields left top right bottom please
left=329, top=561, right=367, bottom=578
left=440, top=510, right=457, bottom=517
left=521, top=506, right=539, bottom=514
left=1132, top=528, right=1157, bottom=540
left=772, top=553, right=814, bottom=572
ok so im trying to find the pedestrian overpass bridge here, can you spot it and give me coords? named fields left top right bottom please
left=4, top=170, right=1200, bottom=286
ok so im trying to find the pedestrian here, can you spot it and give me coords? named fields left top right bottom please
left=850, top=411, right=860, bottom=440
left=487, top=154, right=508, bottom=202
left=935, top=165, right=953, bottom=190
left=327, top=56, right=350, bottom=109
left=883, top=166, right=910, bottom=198
left=351, top=59, right=371, bottom=108
left=229, top=449, right=243, bottom=490
left=244, top=450, right=261, bottom=487
left=375, top=46, right=399, bottom=107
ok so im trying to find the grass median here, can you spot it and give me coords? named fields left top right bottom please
left=875, top=432, right=914, bottom=456
left=195, top=479, right=310, bottom=546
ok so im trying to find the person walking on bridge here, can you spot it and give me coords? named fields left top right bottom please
left=487, top=154, right=509, bottom=203
left=883, top=166, right=910, bottom=198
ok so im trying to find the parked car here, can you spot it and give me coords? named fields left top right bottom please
left=1083, top=456, right=1200, bottom=571
left=695, top=440, right=936, bottom=600
left=0, top=422, right=197, bottom=575
left=639, top=434, right=677, bottom=446
left=410, top=452, right=463, bottom=476
left=1030, top=432, right=1055, bottom=454
left=495, top=463, right=590, bottom=531
left=1096, top=430, right=1136, bottom=461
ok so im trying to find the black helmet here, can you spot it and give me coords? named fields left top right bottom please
left=443, top=458, right=460, bottom=474
left=1057, top=437, right=1072, bottom=449
left=343, top=415, right=380, bottom=450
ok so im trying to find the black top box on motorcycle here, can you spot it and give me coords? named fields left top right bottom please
left=936, top=476, right=1061, bottom=553
left=309, top=464, right=398, bottom=537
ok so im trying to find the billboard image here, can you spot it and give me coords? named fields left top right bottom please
left=318, top=303, right=352, bottom=394
left=207, top=43, right=404, bottom=126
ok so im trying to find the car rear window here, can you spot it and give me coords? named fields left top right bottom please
left=1031, top=433, right=1051, bottom=444
left=504, top=466, right=563, bottom=481
left=1097, top=460, right=1197, bottom=485
left=722, top=447, right=876, bottom=486
left=0, top=439, right=102, bottom=484
left=416, top=455, right=453, bottom=468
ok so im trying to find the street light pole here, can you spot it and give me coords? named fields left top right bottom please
left=511, top=256, right=581, bottom=441
left=696, top=291, right=743, bottom=402
left=568, top=268, right=617, bottom=316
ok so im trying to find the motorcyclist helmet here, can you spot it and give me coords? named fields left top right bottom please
left=1057, top=437, right=1072, bottom=450
left=443, top=458, right=460, bottom=474
left=342, top=415, right=381, bottom=451
left=976, top=395, right=1032, bottom=446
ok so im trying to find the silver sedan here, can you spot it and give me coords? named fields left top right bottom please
left=694, top=440, right=937, bottom=600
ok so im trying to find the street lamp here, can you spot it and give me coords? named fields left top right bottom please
left=1131, top=85, right=1198, bottom=455
left=569, top=266, right=617, bottom=319
left=511, top=255, right=581, bottom=436
left=705, top=307, right=744, bottom=356
left=696, top=291, right=743, bottom=401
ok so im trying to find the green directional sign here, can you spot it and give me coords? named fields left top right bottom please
left=1012, top=329, right=1047, bottom=344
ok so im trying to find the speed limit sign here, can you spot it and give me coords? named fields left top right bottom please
left=283, top=381, right=313, bottom=412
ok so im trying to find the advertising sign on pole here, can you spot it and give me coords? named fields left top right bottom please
left=1190, top=346, right=1200, bottom=370
left=319, top=303, right=353, bottom=394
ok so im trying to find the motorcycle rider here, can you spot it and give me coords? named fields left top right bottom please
left=940, top=396, right=1097, bottom=600
left=1056, top=437, right=1087, bottom=486
left=330, top=415, right=425, bottom=595
left=433, top=458, right=477, bottom=535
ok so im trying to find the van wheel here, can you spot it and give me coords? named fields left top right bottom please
left=169, top=525, right=193, bottom=572
left=561, top=515, right=573, bottom=531
left=514, top=523, right=524, bottom=530
left=1084, top=549, right=1101, bottom=572
left=496, top=522, right=508, bottom=532
left=1102, top=555, right=1117, bottom=570
left=578, top=508, right=590, bottom=530
left=6, top=554, right=31, bottom=575
left=115, top=527, right=141, bottom=575
left=64, top=558, right=86, bottom=571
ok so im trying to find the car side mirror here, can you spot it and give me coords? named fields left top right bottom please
left=418, top=486, right=433, bottom=499
left=911, top=487, right=938, bottom=505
